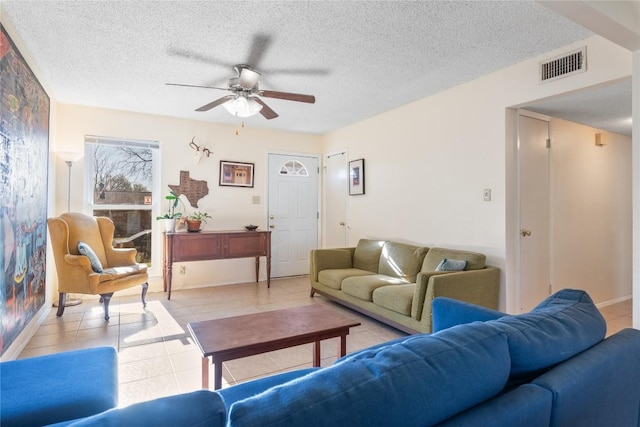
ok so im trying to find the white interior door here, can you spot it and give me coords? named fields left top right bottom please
left=518, top=114, right=551, bottom=312
left=323, top=151, right=347, bottom=248
left=267, top=153, right=319, bottom=277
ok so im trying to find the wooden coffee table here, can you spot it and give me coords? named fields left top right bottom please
left=187, top=304, right=361, bottom=390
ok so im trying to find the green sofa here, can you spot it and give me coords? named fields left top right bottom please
left=310, top=239, right=499, bottom=333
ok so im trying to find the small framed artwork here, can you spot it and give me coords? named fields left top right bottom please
left=349, top=159, right=365, bottom=195
left=220, top=160, right=255, bottom=188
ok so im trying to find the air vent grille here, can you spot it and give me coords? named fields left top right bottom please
left=539, top=47, right=586, bottom=83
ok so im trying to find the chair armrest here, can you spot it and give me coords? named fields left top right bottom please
left=310, top=248, right=355, bottom=281
left=64, top=253, right=94, bottom=271
left=104, top=246, right=138, bottom=267
left=432, top=297, right=506, bottom=333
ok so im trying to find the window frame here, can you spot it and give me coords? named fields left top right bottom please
left=84, top=135, right=162, bottom=274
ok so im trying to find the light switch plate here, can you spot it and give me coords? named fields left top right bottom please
left=483, top=189, right=491, bottom=201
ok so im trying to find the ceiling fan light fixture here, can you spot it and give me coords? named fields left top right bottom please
left=223, top=95, right=263, bottom=118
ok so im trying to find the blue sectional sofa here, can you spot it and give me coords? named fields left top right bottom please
left=3, top=289, right=640, bottom=426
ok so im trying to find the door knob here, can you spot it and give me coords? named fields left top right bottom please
left=521, top=229, right=532, bottom=237
left=269, top=214, right=275, bottom=220
left=269, top=224, right=275, bottom=229
left=339, top=221, right=345, bottom=226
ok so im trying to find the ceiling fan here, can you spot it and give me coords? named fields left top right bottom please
left=166, top=64, right=316, bottom=120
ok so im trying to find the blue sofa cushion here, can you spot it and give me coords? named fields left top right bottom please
left=495, top=289, right=606, bottom=377
left=1, top=347, right=118, bottom=427
left=437, top=384, right=552, bottom=427
left=532, top=328, right=640, bottom=427
left=63, top=390, right=225, bottom=427
left=217, top=368, right=319, bottom=410
left=432, top=289, right=606, bottom=378
left=228, top=322, right=510, bottom=427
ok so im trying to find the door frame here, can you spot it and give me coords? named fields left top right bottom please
left=265, top=149, right=322, bottom=262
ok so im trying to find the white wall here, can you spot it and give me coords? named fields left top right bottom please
left=54, top=104, right=322, bottom=292
left=550, top=120, right=631, bottom=304
left=322, top=35, right=632, bottom=310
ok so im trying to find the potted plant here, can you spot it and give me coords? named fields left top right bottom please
left=186, top=211, right=212, bottom=232
left=156, top=191, right=184, bottom=232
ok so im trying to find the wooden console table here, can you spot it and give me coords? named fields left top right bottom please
left=162, top=230, right=271, bottom=299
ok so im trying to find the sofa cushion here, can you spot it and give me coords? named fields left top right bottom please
left=1, top=347, right=118, bottom=427
left=317, top=268, right=375, bottom=290
left=353, top=239, right=386, bottom=272
left=422, top=247, right=486, bottom=271
left=372, top=284, right=415, bottom=316
left=494, top=289, right=606, bottom=377
left=227, top=322, right=510, bottom=427
left=65, top=390, right=225, bottom=427
left=378, top=242, right=428, bottom=281
left=342, top=274, right=408, bottom=301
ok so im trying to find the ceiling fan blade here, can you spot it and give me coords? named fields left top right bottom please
left=246, top=34, right=272, bottom=68
left=166, top=82, right=228, bottom=91
left=196, top=95, right=236, bottom=112
left=238, top=66, right=261, bottom=89
left=260, top=90, right=315, bottom=104
left=254, top=98, right=279, bottom=120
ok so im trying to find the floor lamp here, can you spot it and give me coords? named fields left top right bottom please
left=53, top=151, right=84, bottom=308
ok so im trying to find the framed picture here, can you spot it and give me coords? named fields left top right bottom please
left=219, top=160, right=255, bottom=188
left=349, top=159, right=365, bottom=195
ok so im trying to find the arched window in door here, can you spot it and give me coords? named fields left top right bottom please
left=279, top=160, right=309, bottom=176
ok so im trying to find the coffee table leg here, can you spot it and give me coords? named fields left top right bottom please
left=313, top=341, right=321, bottom=367
left=201, top=356, right=209, bottom=389
left=339, top=334, right=347, bottom=358
left=214, top=361, right=223, bottom=390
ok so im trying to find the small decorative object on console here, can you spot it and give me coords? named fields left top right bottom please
left=245, top=225, right=258, bottom=231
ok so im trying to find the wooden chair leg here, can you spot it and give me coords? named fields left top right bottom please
left=141, top=283, right=148, bottom=308
left=56, top=293, right=67, bottom=317
left=100, top=293, right=114, bottom=321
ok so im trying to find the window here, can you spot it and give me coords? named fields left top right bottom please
left=279, top=160, right=309, bottom=176
left=85, top=136, right=160, bottom=267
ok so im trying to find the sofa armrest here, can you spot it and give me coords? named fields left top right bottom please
left=310, top=248, right=355, bottom=282
left=413, top=267, right=500, bottom=325
left=65, top=390, right=226, bottom=427
left=411, top=271, right=450, bottom=320
left=432, top=297, right=506, bottom=333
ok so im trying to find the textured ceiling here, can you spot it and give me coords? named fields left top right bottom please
left=1, top=1, right=630, bottom=136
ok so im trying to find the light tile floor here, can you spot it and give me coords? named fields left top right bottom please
left=19, top=277, right=632, bottom=407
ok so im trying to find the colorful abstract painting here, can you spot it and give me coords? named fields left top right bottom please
left=0, top=24, right=50, bottom=356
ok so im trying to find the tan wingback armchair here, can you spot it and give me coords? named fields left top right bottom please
left=47, top=212, right=149, bottom=320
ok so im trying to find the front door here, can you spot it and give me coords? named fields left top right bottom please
left=518, top=113, right=551, bottom=312
left=267, top=153, right=319, bottom=277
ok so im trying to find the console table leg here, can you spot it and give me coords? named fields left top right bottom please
left=255, top=256, right=260, bottom=283
left=201, top=356, right=209, bottom=390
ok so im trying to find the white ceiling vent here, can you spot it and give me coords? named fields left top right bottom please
left=539, top=47, right=586, bottom=83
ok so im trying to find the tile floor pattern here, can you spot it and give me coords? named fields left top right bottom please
left=20, top=277, right=632, bottom=407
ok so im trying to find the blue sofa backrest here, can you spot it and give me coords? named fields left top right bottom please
left=227, top=322, right=511, bottom=427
